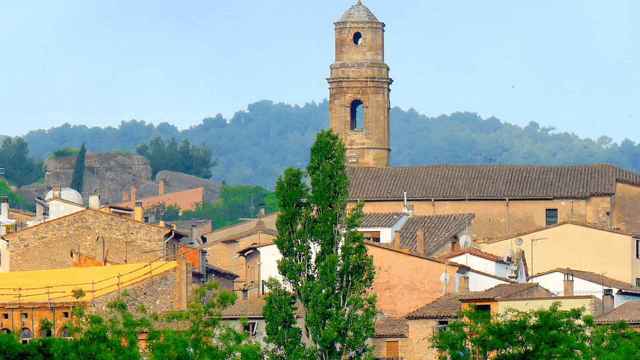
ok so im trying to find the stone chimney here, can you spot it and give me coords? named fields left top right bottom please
left=603, top=288, right=614, bottom=313
left=134, top=201, right=144, bottom=223
left=0, top=196, right=8, bottom=220
left=88, top=194, right=101, bottom=210
left=563, top=273, right=574, bottom=297
left=158, top=179, right=165, bottom=196
left=416, top=229, right=425, bottom=256
left=459, top=274, right=470, bottom=294
left=392, top=231, right=402, bottom=250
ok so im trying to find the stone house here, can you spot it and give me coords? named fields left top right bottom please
left=0, top=258, right=191, bottom=343
left=4, top=208, right=182, bottom=271
left=479, top=223, right=640, bottom=285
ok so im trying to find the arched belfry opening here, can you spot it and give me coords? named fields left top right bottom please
left=353, top=32, right=363, bottom=46
left=350, top=100, right=365, bottom=130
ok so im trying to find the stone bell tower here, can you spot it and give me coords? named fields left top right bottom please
left=329, top=1, right=392, bottom=167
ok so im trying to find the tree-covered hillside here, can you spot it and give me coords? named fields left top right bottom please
left=17, top=100, right=640, bottom=188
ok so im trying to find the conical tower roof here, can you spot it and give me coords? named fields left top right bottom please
left=339, top=1, right=379, bottom=22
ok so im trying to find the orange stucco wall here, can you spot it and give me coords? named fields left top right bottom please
left=366, top=244, right=458, bottom=317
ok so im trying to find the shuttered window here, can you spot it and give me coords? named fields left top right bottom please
left=385, top=340, right=400, bottom=358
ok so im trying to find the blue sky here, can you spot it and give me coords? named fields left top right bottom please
left=0, top=1, right=637, bottom=141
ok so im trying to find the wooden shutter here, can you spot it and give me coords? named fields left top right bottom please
left=386, top=340, right=400, bottom=358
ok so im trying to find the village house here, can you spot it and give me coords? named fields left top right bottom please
left=0, top=257, right=191, bottom=343
left=529, top=268, right=640, bottom=309
left=479, top=223, right=640, bottom=285
left=439, top=247, right=528, bottom=284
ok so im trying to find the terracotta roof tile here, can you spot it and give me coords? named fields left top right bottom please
left=597, top=301, right=640, bottom=324
left=221, top=297, right=304, bottom=318
left=375, top=318, right=408, bottom=338
left=399, top=214, right=474, bottom=256
left=348, top=165, right=640, bottom=201
left=441, top=247, right=505, bottom=263
left=460, top=283, right=552, bottom=301
left=406, top=294, right=463, bottom=319
left=116, top=187, right=205, bottom=211
left=361, top=213, right=405, bottom=228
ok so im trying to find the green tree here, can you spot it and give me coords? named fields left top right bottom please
left=148, top=282, right=262, bottom=360
left=0, top=137, right=43, bottom=187
left=263, top=130, right=376, bottom=359
left=70, top=143, right=87, bottom=193
left=136, top=137, right=215, bottom=178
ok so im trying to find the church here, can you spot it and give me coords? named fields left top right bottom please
left=332, top=1, right=640, bottom=242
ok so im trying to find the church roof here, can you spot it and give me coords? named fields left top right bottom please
left=348, top=164, right=640, bottom=201
left=339, top=1, right=379, bottom=23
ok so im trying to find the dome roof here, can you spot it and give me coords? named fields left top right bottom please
left=45, top=187, right=84, bottom=205
left=339, top=1, right=379, bottom=22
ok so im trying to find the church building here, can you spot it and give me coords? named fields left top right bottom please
left=333, top=2, right=640, bottom=241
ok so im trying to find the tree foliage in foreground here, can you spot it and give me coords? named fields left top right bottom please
left=136, top=137, right=215, bottom=178
left=433, top=304, right=640, bottom=360
left=0, top=283, right=261, bottom=360
left=263, top=130, right=376, bottom=359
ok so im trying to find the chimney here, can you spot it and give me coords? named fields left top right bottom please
left=603, top=288, right=614, bottom=313
left=158, top=179, right=165, bottom=196
left=88, top=194, right=101, bottom=210
left=158, top=220, right=166, bottom=228
left=36, top=201, right=44, bottom=219
left=52, top=185, right=62, bottom=199
left=563, top=273, right=574, bottom=297
left=130, top=186, right=137, bottom=205
left=191, top=223, right=198, bottom=240
left=416, top=229, right=425, bottom=256
left=0, top=196, right=8, bottom=220
left=258, top=207, right=266, bottom=218
left=122, top=191, right=130, bottom=202
left=393, top=232, right=401, bottom=250
left=458, top=274, right=470, bottom=294
left=134, top=201, right=144, bottom=222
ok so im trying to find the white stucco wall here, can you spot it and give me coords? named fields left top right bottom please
left=48, top=200, right=84, bottom=220
left=531, top=272, right=640, bottom=307
left=456, top=270, right=508, bottom=292
left=258, top=244, right=283, bottom=291
left=358, top=227, right=395, bottom=244
left=0, top=239, right=8, bottom=272
left=449, top=254, right=509, bottom=278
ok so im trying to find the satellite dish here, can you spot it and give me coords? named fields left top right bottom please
left=515, top=238, right=524, bottom=246
left=459, top=234, right=472, bottom=248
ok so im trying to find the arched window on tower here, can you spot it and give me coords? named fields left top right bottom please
left=350, top=100, right=365, bottom=131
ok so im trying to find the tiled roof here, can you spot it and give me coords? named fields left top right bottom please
left=596, top=301, right=640, bottom=324
left=461, top=283, right=552, bottom=301
left=204, top=214, right=278, bottom=245
left=531, top=268, right=635, bottom=291
left=339, top=1, right=379, bottom=22
left=406, top=294, right=463, bottom=319
left=348, top=165, right=640, bottom=201
left=361, top=213, right=404, bottom=228
left=441, top=247, right=505, bottom=263
left=375, top=318, right=408, bottom=338
left=0, top=261, right=177, bottom=304
left=399, top=214, right=474, bottom=256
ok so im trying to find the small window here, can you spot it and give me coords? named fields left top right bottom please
left=436, top=320, right=449, bottom=334
left=242, top=289, right=248, bottom=300
left=353, top=32, right=363, bottom=46
left=636, top=278, right=640, bottom=287
left=2, top=313, right=8, bottom=320
left=385, top=340, right=400, bottom=358
left=63, top=311, right=70, bottom=319
left=350, top=100, right=365, bottom=131
left=243, top=321, right=258, bottom=337
left=361, top=231, right=381, bottom=243
left=545, top=208, right=558, bottom=226
left=20, top=313, right=28, bottom=320
left=20, top=328, right=32, bottom=344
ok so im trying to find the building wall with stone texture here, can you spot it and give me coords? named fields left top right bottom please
left=357, top=196, right=615, bottom=241
left=612, top=182, right=640, bottom=235
left=329, top=17, right=391, bottom=167
left=7, top=209, right=169, bottom=271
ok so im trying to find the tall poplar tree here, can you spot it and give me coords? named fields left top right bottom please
left=70, top=143, right=87, bottom=193
left=263, top=130, right=376, bottom=359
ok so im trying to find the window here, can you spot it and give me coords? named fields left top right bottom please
left=244, top=321, right=258, bottom=337
left=20, top=313, right=28, bottom=320
left=242, top=289, right=248, bottom=300
left=63, top=311, right=70, bottom=319
left=362, top=231, right=381, bottom=243
left=385, top=340, right=400, bottom=358
left=350, top=100, right=365, bottom=130
left=20, top=328, right=32, bottom=344
left=2, top=313, right=8, bottom=320
left=436, top=320, right=449, bottom=334
left=545, top=208, right=558, bottom=226
left=353, top=31, right=363, bottom=46
left=636, top=238, right=640, bottom=259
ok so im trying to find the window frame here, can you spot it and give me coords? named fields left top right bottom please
left=545, top=208, right=559, bottom=226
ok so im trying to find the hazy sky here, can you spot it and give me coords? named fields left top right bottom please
left=0, top=1, right=637, bottom=141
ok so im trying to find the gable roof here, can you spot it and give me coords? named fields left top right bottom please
left=596, top=301, right=640, bottom=324
left=460, top=283, right=553, bottom=301
left=0, top=261, right=176, bottom=304
left=348, top=164, right=640, bottom=201
left=406, top=294, right=463, bottom=319
left=204, top=213, right=278, bottom=246
left=440, top=247, right=506, bottom=263
left=399, top=214, right=474, bottom=256
left=375, top=318, right=408, bottom=338
left=531, top=268, right=635, bottom=291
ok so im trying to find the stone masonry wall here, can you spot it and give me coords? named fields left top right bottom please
left=8, top=209, right=169, bottom=271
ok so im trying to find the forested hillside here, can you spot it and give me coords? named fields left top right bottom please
left=16, top=100, right=640, bottom=188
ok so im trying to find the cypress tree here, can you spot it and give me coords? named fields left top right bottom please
left=70, top=143, right=86, bottom=193
left=264, top=130, right=376, bottom=359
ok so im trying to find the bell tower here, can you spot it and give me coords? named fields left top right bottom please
left=329, top=1, right=392, bottom=167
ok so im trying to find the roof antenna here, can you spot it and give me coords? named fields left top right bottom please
left=403, top=191, right=413, bottom=216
